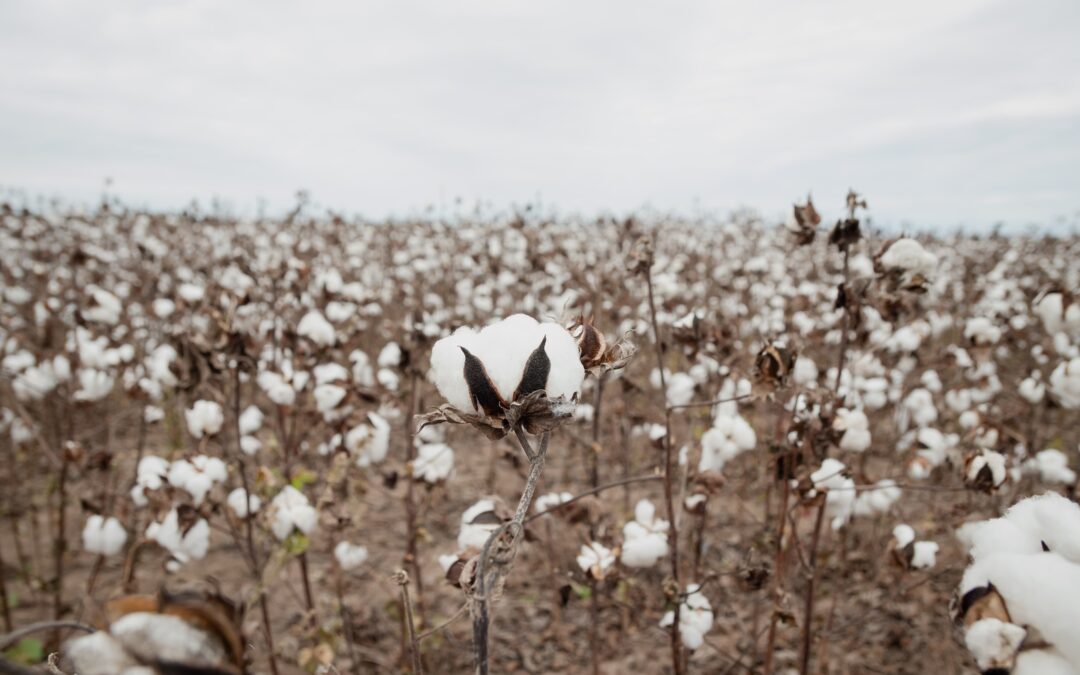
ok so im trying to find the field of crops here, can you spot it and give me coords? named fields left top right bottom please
left=0, top=193, right=1078, bottom=674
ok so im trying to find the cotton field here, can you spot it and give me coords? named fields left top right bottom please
left=0, top=194, right=1078, bottom=675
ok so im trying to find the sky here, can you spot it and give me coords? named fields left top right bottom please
left=1, top=0, right=1079, bottom=230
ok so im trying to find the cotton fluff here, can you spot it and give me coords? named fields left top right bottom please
left=458, top=499, right=502, bottom=550
left=345, top=412, right=391, bottom=467
left=167, top=456, right=227, bottom=505
left=666, top=372, right=696, bottom=407
left=130, top=455, right=169, bottom=507
left=659, top=585, right=714, bottom=650
left=957, top=492, right=1080, bottom=563
left=74, top=369, right=114, bottom=402
left=334, top=541, right=369, bottom=570
left=964, top=317, right=1002, bottom=346
left=902, top=388, right=937, bottom=429
left=810, top=458, right=856, bottom=530
left=833, top=408, right=871, bottom=452
left=879, top=238, right=937, bottom=281
left=226, top=488, right=261, bottom=518
left=1049, top=357, right=1080, bottom=409
left=576, top=542, right=616, bottom=579
left=1036, top=292, right=1080, bottom=339
left=964, top=618, right=1027, bottom=672
left=1019, top=375, right=1045, bottom=404
left=184, top=400, right=224, bottom=438
left=620, top=499, right=670, bottom=568
left=966, top=450, right=1007, bottom=490
left=853, top=480, right=902, bottom=517
left=297, top=310, right=337, bottom=347
left=146, top=508, right=210, bottom=568
left=269, top=486, right=318, bottom=540
left=534, top=491, right=573, bottom=514
left=82, top=515, right=128, bottom=556
left=313, top=383, right=348, bottom=420
left=430, top=314, right=584, bottom=414
left=698, top=409, right=757, bottom=473
left=413, top=442, right=454, bottom=483
left=256, top=370, right=296, bottom=406
left=238, top=405, right=263, bottom=435
left=1023, top=449, right=1077, bottom=485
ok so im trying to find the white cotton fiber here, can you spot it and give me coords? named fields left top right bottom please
left=430, top=314, right=584, bottom=414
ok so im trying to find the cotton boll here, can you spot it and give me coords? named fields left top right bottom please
left=349, top=350, right=376, bottom=387
left=902, top=388, right=938, bottom=428
left=82, top=515, right=127, bottom=556
left=312, top=362, right=349, bottom=385
left=659, top=585, right=714, bottom=650
left=964, top=618, right=1026, bottom=672
left=458, top=499, right=502, bottom=550
left=666, top=372, right=696, bottom=407
left=957, top=492, right=1080, bottom=563
left=964, top=317, right=1002, bottom=346
left=184, top=400, right=224, bottom=438
left=792, top=356, right=818, bottom=387
left=1049, top=357, right=1080, bottom=409
left=63, top=631, right=141, bottom=674
left=226, top=488, right=261, bottom=518
left=413, top=442, right=455, bottom=483
left=620, top=499, right=670, bottom=568
left=811, top=458, right=856, bottom=530
left=534, top=492, right=573, bottom=514
left=268, top=486, right=318, bottom=540
left=146, top=509, right=210, bottom=565
left=577, top=542, right=616, bottom=580
left=879, top=238, right=937, bottom=282
left=297, top=310, right=337, bottom=347
left=853, top=480, right=902, bottom=517
left=1019, top=375, right=1045, bottom=404
left=334, top=541, right=369, bottom=570
left=377, top=341, right=402, bottom=368
left=74, top=368, right=114, bottom=402
left=966, top=450, right=1008, bottom=491
left=313, top=384, right=348, bottom=420
left=238, top=405, right=264, bottom=435
left=347, top=412, right=391, bottom=467
left=911, top=541, right=939, bottom=569
left=152, top=298, right=175, bottom=318
left=893, top=524, right=916, bottom=549
left=1023, top=449, right=1077, bottom=484
left=833, top=408, right=871, bottom=452
left=699, top=412, right=757, bottom=472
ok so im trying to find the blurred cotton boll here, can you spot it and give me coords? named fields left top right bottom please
left=184, top=400, right=225, bottom=438
left=659, top=585, right=714, bottom=650
left=82, top=515, right=127, bottom=556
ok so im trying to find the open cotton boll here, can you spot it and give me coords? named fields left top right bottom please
left=534, top=491, right=573, bottom=514
left=880, top=238, right=937, bottom=281
left=63, top=630, right=142, bottom=674
left=1049, top=357, right=1080, bottom=409
left=577, top=542, right=616, bottom=580
left=811, top=458, right=856, bottom=530
left=313, top=383, right=348, bottom=420
left=297, top=310, right=336, bottom=347
left=966, top=450, right=1008, bottom=491
left=184, top=400, right=224, bottom=438
left=893, top=524, right=916, bottom=549
left=430, top=314, right=584, bottom=414
left=226, top=488, right=261, bottom=518
left=912, top=541, right=939, bottom=569
left=334, top=541, right=369, bottom=570
left=74, top=368, right=114, bottom=402
left=833, top=408, right=871, bottom=452
left=413, top=442, right=455, bottom=483
left=960, top=552, right=1080, bottom=667
left=458, top=498, right=502, bottom=550
left=378, top=341, right=403, bottom=368
left=268, top=486, right=318, bottom=540
left=82, top=515, right=128, bottom=556
left=167, top=456, right=227, bottom=505
left=792, top=356, right=818, bottom=387
left=313, top=362, right=349, bottom=385
left=957, top=492, right=1080, bottom=563
left=346, top=412, right=391, bottom=467
left=666, top=372, right=696, bottom=407
left=257, top=370, right=296, bottom=406
left=853, top=480, right=902, bottom=517
left=146, top=509, right=210, bottom=567
left=1023, top=449, right=1077, bottom=484
left=238, top=405, right=263, bottom=435
left=964, top=618, right=1026, bottom=672
left=659, top=584, right=714, bottom=650
left=698, top=411, right=757, bottom=472
left=964, top=317, right=1002, bottom=346
left=620, top=499, right=670, bottom=568
left=1019, top=376, right=1046, bottom=404
left=902, top=388, right=937, bottom=428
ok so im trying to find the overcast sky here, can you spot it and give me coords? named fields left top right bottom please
left=1, top=0, right=1078, bottom=229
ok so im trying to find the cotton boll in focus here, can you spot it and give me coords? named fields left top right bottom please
left=82, top=515, right=128, bottom=556
left=334, top=541, right=369, bottom=570
left=964, top=618, right=1026, bottom=673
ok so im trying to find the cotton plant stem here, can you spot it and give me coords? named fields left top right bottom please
left=403, top=368, right=427, bottom=629
left=395, top=571, right=423, bottom=675
left=799, top=498, right=828, bottom=675
left=473, top=429, right=549, bottom=675
left=644, top=253, right=684, bottom=675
